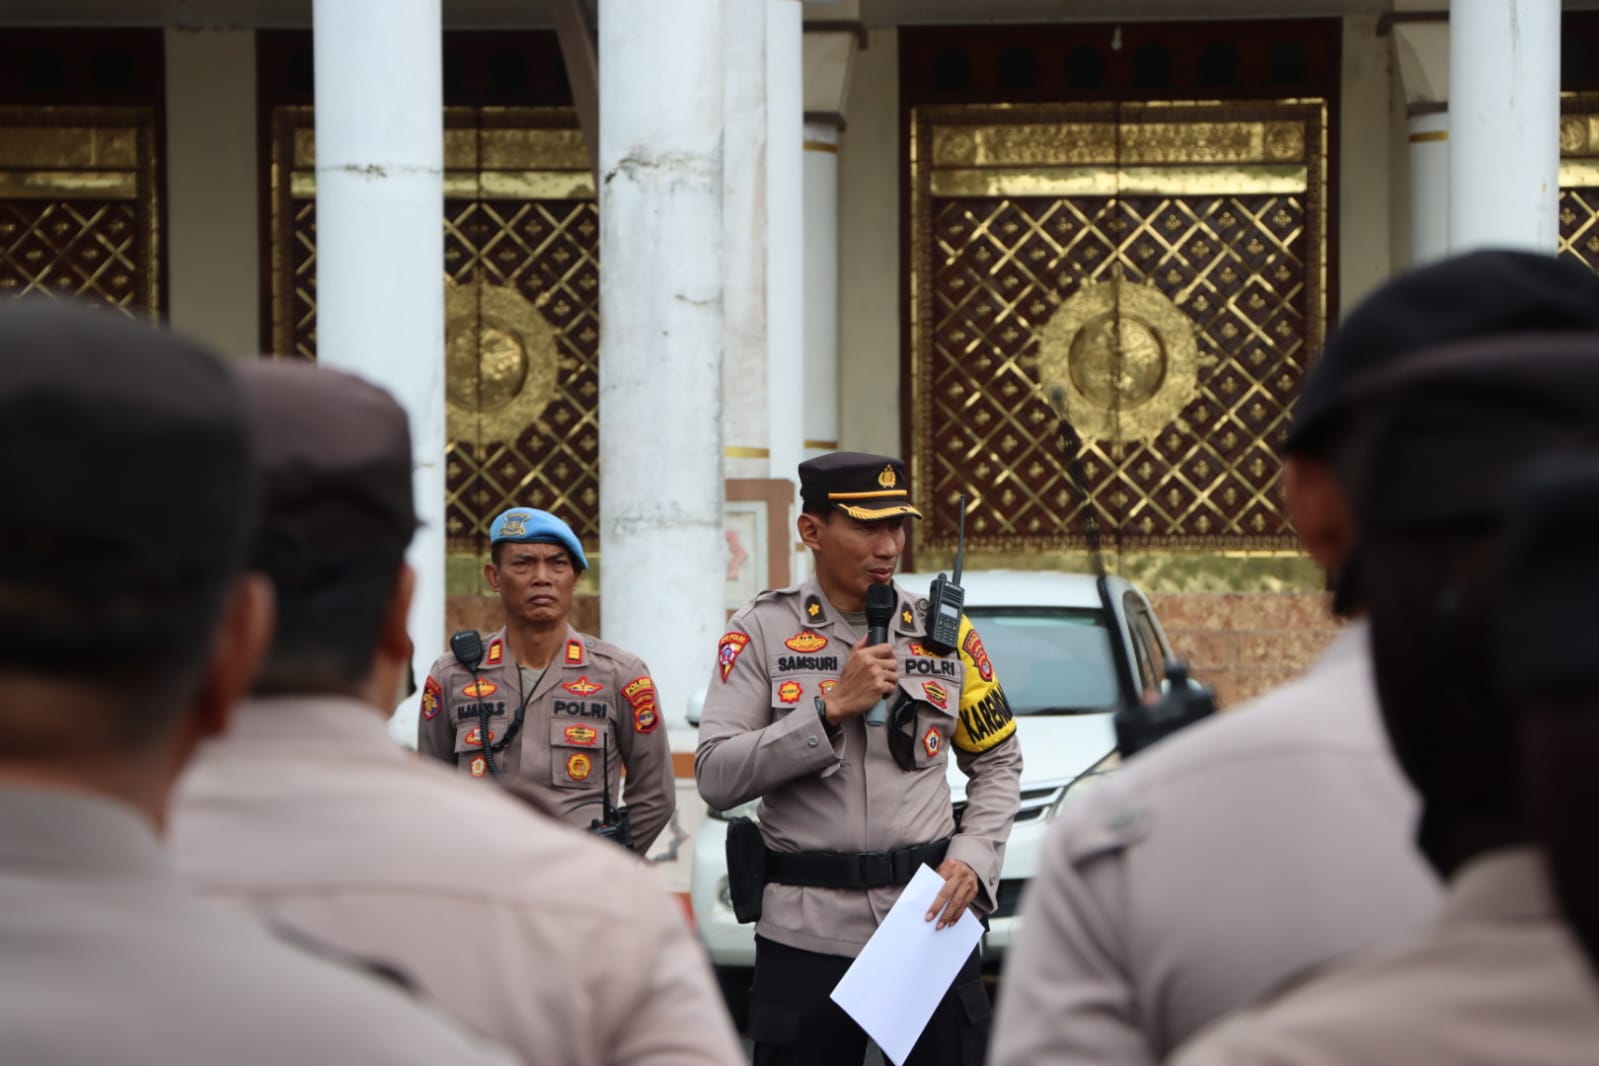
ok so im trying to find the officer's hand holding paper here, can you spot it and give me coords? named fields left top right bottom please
left=829, top=864, right=986, bottom=1066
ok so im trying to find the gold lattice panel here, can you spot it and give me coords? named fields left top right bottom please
left=0, top=107, right=159, bottom=313
left=268, top=107, right=599, bottom=568
left=1560, top=99, right=1599, bottom=271
left=910, top=101, right=1327, bottom=556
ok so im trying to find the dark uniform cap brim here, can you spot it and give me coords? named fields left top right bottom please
left=1283, top=250, right=1599, bottom=456
left=798, top=451, right=924, bottom=521
left=0, top=298, right=256, bottom=669
left=238, top=360, right=418, bottom=586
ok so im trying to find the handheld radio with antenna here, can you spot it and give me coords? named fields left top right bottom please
left=923, top=494, right=969, bottom=655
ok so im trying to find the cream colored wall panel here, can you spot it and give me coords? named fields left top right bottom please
left=164, top=28, right=259, bottom=358
left=836, top=25, right=900, bottom=457
left=1338, top=14, right=1395, bottom=315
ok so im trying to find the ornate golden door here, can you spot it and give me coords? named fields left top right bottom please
left=0, top=107, right=160, bottom=312
left=909, top=100, right=1327, bottom=587
left=268, top=106, right=598, bottom=594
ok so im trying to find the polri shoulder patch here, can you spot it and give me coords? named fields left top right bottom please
left=718, top=631, right=751, bottom=682
left=421, top=676, right=442, bottom=720
left=624, top=675, right=659, bottom=733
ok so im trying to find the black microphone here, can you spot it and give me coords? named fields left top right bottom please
left=864, top=582, right=896, bottom=726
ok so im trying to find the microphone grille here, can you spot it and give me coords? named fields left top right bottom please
left=865, top=582, right=896, bottom=620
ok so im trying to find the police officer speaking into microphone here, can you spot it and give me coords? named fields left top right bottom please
left=696, top=451, right=1023, bottom=1066
left=417, top=507, right=675, bottom=854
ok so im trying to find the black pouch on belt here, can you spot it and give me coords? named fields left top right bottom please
left=725, top=816, right=768, bottom=924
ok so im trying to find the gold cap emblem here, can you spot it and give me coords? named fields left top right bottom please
left=878, top=465, right=898, bottom=489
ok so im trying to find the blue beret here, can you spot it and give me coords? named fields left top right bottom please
left=489, top=507, right=588, bottom=571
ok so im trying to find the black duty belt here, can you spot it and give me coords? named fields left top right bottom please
left=765, top=838, right=951, bottom=890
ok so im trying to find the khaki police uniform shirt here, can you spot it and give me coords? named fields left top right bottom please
left=1169, top=847, right=1597, bottom=1066
left=417, top=625, right=675, bottom=853
left=0, top=783, right=517, bottom=1066
left=696, top=576, right=1023, bottom=957
left=171, top=696, right=745, bottom=1066
left=991, top=622, right=1442, bottom=1066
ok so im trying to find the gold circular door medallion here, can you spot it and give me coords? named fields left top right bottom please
left=1036, top=280, right=1200, bottom=444
left=444, top=278, right=562, bottom=443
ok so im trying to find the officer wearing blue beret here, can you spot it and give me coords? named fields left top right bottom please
left=417, top=507, right=675, bottom=853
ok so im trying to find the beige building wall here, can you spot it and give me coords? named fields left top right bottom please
left=836, top=26, right=903, bottom=457
left=1338, top=13, right=1398, bottom=316
left=163, top=28, right=260, bottom=359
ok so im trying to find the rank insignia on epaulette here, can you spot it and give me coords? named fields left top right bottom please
left=485, top=639, right=503, bottom=666
left=565, top=640, right=584, bottom=665
left=470, top=755, right=487, bottom=778
left=804, top=595, right=825, bottom=621
left=902, top=607, right=915, bottom=627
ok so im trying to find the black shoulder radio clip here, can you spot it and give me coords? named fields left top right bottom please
left=451, top=628, right=533, bottom=780
left=924, top=494, right=968, bottom=655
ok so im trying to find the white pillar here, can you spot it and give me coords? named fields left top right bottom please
left=1448, top=0, right=1561, bottom=252
left=722, top=0, right=769, bottom=481
left=767, top=0, right=805, bottom=586
left=313, top=0, right=444, bottom=744
left=599, top=0, right=726, bottom=726
left=1408, top=109, right=1450, bottom=265
left=803, top=120, right=840, bottom=459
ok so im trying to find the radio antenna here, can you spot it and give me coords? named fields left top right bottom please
left=953, top=494, right=968, bottom=585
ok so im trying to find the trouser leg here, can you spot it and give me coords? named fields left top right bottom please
left=749, top=935, right=870, bottom=1066
left=902, top=948, right=991, bottom=1066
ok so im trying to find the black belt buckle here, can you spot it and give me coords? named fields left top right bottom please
left=860, top=849, right=894, bottom=888
left=890, top=846, right=919, bottom=883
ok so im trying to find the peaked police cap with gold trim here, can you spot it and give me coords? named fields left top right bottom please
left=799, top=451, right=924, bottom=522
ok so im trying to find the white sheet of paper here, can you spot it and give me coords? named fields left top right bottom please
left=829, top=863, right=985, bottom=1066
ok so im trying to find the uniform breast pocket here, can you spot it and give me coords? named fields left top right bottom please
left=453, top=721, right=504, bottom=779
left=769, top=675, right=825, bottom=720
left=548, top=715, right=611, bottom=789
left=892, top=676, right=957, bottom=770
